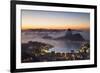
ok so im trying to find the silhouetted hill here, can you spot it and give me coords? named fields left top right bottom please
left=71, top=33, right=85, bottom=41
left=54, top=29, right=85, bottom=41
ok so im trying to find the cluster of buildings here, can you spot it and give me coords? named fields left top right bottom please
left=22, top=41, right=90, bottom=63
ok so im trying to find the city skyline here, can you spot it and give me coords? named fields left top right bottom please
left=21, top=10, right=90, bottom=30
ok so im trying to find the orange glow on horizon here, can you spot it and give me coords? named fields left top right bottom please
left=21, top=24, right=90, bottom=30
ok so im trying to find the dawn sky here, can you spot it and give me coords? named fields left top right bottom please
left=21, top=10, right=90, bottom=30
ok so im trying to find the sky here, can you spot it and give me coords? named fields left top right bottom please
left=21, top=10, right=90, bottom=30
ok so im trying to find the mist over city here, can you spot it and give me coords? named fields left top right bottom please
left=21, top=10, right=90, bottom=63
